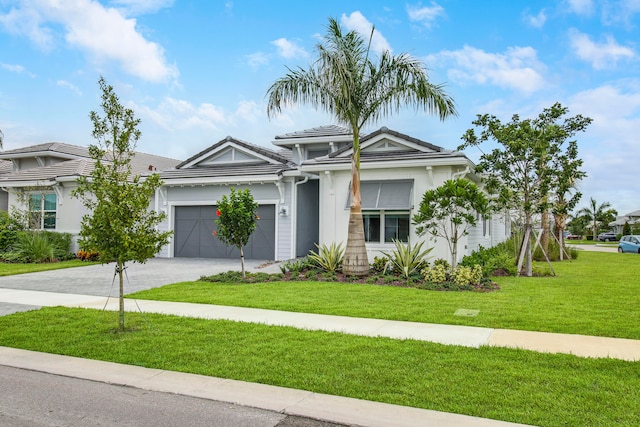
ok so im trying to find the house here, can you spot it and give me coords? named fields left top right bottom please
left=0, top=160, right=11, bottom=211
left=0, top=142, right=180, bottom=249
left=609, top=210, right=640, bottom=235
left=156, top=125, right=510, bottom=264
left=1, top=128, right=510, bottom=264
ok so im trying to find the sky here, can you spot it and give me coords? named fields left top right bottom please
left=1, top=0, right=639, bottom=215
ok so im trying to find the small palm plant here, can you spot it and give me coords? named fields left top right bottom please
left=382, top=240, right=433, bottom=279
left=308, top=242, right=345, bottom=272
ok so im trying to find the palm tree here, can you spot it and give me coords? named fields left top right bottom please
left=266, top=18, right=457, bottom=275
left=0, top=129, right=3, bottom=149
left=576, top=197, right=612, bottom=240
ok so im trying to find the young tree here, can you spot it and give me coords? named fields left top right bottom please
left=575, top=198, right=613, bottom=240
left=623, top=221, right=631, bottom=236
left=73, top=77, right=171, bottom=331
left=413, top=178, right=489, bottom=269
left=459, top=103, right=591, bottom=276
left=214, top=188, right=259, bottom=277
left=266, top=18, right=456, bottom=276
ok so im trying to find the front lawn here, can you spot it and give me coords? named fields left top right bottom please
left=129, top=251, right=640, bottom=339
left=0, top=259, right=95, bottom=276
left=0, top=307, right=637, bottom=427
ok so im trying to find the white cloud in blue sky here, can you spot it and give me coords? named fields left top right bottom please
left=1, top=0, right=640, bottom=214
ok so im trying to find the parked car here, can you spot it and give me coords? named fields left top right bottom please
left=566, top=234, right=581, bottom=240
left=597, top=231, right=618, bottom=242
left=618, top=235, right=640, bottom=253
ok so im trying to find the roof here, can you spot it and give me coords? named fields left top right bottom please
left=0, top=142, right=90, bottom=159
left=161, top=163, right=292, bottom=180
left=274, top=125, right=354, bottom=140
left=176, top=136, right=290, bottom=169
left=0, top=159, right=95, bottom=184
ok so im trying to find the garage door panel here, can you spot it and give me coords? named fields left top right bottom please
left=174, top=205, right=275, bottom=259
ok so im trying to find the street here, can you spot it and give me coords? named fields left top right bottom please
left=0, top=365, right=345, bottom=427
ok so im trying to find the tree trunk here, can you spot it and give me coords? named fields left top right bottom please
left=540, top=208, right=550, bottom=255
left=117, top=259, right=125, bottom=332
left=240, top=247, right=245, bottom=278
left=342, top=144, right=369, bottom=276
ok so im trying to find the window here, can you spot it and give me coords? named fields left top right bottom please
left=29, top=193, right=56, bottom=229
left=363, top=212, right=409, bottom=243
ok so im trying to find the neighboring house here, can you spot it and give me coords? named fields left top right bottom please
left=609, top=210, right=640, bottom=234
left=0, top=142, right=180, bottom=250
left=0, top=160, right=11, bottom=211
left=156, top=125, right=510, bottom=264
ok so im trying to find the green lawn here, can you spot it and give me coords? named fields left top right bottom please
left=0, top=307, right=637, bottom=427
left=0, top=259, right=95, bottom=276
left=129, top=251, right=640, bottom=339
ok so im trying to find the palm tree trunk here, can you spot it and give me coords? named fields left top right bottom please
left=540, top=208, right=550, bottom=254
left=343, top=151, right=369, bottom=276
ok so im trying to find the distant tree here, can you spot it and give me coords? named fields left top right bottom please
left=266, top=18, right=457, bottom=276
left=0, top=128, right=4, bottom=149
left=413, top=179, right=489, bottom=269
left=575, top=198, right=613, bottom=240
left=623, top=221, right=631, bottom=236
left=214, top=188, right=259, bottom=277
left=73, top=77, right=172, bottom=332
left=459, top=103, right=591, bottom=276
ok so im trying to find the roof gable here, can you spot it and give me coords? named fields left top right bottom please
left=177, top=136, right=289, bottom=169
left=330, top=127, right=444, bottom=159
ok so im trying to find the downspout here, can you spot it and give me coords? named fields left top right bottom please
left=292, top=176, right=309, bottom=259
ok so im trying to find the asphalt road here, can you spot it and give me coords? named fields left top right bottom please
left=0, top=365, right=346, bottom=427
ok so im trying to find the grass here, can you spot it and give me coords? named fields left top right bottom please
left=0, top=259, right=96, bottom=276
left=129, top=251, right=640, bottom=340
left=0, top=307, right=638, bottom=427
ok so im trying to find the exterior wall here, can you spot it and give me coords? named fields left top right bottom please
left=318, top=165, right=511, bottom=264
left=319, top=165, right=455, bottom=263
left=5, top=183, right=90, bottom=252
left=157, top=182, right=293, bottom=260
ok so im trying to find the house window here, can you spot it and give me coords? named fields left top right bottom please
left=29, top=193, right=56, bottom=229
left=363, top=212, right=410, bottom=243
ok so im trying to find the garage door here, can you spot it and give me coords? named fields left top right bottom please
left=174, top=205, right=275, bottom=259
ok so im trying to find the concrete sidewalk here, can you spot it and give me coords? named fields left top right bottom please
left=2, top=288, right=639, bottom=361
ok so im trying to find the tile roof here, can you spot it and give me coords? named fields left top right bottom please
left=176, top=136, right=289, bottom=169
left=0, top=142, right=90, bottom=159
left=161, top=163, right=291, bottom=180
left=0, top=159, right=95, bottom=183
left=274, top=125, right=354, bottom=140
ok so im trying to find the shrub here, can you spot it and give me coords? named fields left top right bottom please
left=382, top=240, right=433, bottom=279
left=77, top=249, right=99, bottom=261
left=40, top=231, right=74, bottom=261
left=452, top=265, right=484, bottom=286
left=460, top=238, right=517, bottom=277
left=0, top=211, right=23, bottom=253
left=421, top=264, right=449, bottom=283
left=308, top=242, right=344, bottom=272
left=279, top=258, right=312, bottom=274
left=4, top=231, right=55, bottom=263
left=370, top=256, right=390, bottom=273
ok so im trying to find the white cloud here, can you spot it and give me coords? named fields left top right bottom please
left=406, top=2, right=445, bottom=29
left=271, top=38, right=308, bottom=59
left=341, top=11, right=391, bottom=54
left=1, top=63, right=25, bottom=73
left=568, top=29, right=635, bottom=70
left=246, top=52, right=269, bottom=68
left=524, top=9, right=547, bottom=28
left=427, top=45, right=546, bottom=94
left=134, top=97, right=261, bottom=132
left=565, top=0, right=594, bottom=16
left=0, top=0, right=178, bottom=83
left=56, top=80, right=82, bottom=96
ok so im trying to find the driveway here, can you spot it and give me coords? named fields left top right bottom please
left=0, top=258, right=282, bottom=315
